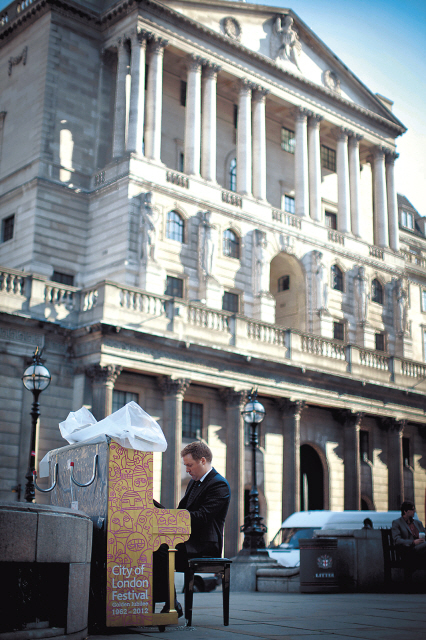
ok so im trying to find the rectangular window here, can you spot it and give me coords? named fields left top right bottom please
left=182, top=401, right=203, bottom=439
left=180, top=80, right=187, bottom=107
left=165, top=276, right=184, bottom=298
left=360, top=430, right=369, bottom=461
left=281, top=127, right=295, bottom=154
left=421, top=290, right=426, bottom=312
left=402, top=210, right=414, bottom=230
left=222, top=291, right=239, bottom=313
left=375, top=332, right=385, bottom=352
left=1, top=214, right=14, bottom=242
left=325, top=212, right=337, bottom=230
left=333, top=321, right=345, bottom=341
left=178, top=151, right=184, bottom=173
left=284, top=195, right=295, bottom=214
left=278, top=275, right=290, bottom=292
left=112, top=390, right=139, bottom=413
left=233, top=104, right=238, bottom=129
left=402, top=437, right=411, bottom=467
left=52, top=271, right=74, bottom=286
left=321, top=145, right=336, bottom=172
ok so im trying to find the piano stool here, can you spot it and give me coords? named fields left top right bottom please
left=183, top=558, right=232, bottom=626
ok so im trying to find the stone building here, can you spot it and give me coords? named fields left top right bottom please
left=1, top=0, right=426, bottom=556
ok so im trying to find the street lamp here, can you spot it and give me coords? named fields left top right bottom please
left=22, top=347, right=51, bottom=502
left=240, top=389, right=267, bottom=552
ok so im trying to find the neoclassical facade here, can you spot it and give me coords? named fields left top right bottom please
left=1, top=0, right=426, bottom=556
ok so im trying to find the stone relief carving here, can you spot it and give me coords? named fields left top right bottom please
left=198, top=211, right=216, bottom=278
left=278, top=233, right=295, bottom=254
left=253, top=230, right=270, bottom=295
left=222, top=17, right=241, bottom=41
left=354, top=266, right=369, bottom=324
left=312, top=250, right=328, bottom=311
left=395, top=279, right=408, bottom=334
left=323, top=69, right=341, bottom=94
left=8, top=46, right=27, bottom=76
left=271, top=15, right=302, bottom=71
left=140, top=192, right=160, bottom=263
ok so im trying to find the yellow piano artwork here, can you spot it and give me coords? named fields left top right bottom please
left=106, top=440, right=190, bottom=627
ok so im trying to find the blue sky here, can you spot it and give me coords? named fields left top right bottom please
left=1, top=0, right=425, bottom=215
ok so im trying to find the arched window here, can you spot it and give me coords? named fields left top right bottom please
left=229, top=158, right=237, bottom=192
left=166, top=210, right=184, bottom=243
left=371, top=279, right=383, bottom=304
left=223, top=229, right=240, bottom=259
left=331, top=264, right=344, bottom=291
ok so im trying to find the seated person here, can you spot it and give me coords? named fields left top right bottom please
left=391, top=501, right=426, bottom=565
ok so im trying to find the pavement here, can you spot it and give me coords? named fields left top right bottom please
left=91, top=591, right=426, bottom=640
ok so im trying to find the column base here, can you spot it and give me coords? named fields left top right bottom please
left=252, top=293, right=276, bottom=324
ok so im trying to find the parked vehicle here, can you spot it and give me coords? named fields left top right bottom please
left=267, top=510, right=401, bottom=567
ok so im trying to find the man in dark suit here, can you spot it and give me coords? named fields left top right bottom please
left=392, top=501, right=426, bottom=562
left=153, top=441, right=230, bottom=610
left=176, top=441, right=231, bottom=568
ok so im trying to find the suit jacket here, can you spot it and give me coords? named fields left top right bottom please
left=392, top=516, right=425, bottom=548
left=178, top=467, right=231, bottom=557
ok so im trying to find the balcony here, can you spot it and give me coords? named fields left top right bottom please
left=2, top=266, right=426, bottom=392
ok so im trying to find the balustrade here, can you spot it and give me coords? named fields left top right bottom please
left=0, top=270, right=24, bottom=295
left=247, top=321, right=286, bottom=345
left=119, top=288, right=164, bottom=316
left=301, top=334, right=346, bottom=359
left=359, top=349, right=389, bottom=370
left=81, top=288, right=98, bottom=312
left=44, top=285, right=75, bottom=309
left=187, top=306, right=230, bottom=332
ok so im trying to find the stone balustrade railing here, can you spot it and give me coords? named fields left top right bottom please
left=2, top=267, right=426, bottom=389
left=400, top=249, right=426, bottom=269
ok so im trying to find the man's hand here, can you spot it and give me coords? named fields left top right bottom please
left=413, top=538, right=424, bottom=546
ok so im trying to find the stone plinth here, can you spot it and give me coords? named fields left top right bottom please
left=0, top=502, right=93, bottom=640
left=257, top=566, right=300, bottom=593
left=230, top=550, right=278, bottom=592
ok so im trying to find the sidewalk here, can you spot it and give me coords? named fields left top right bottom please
left=92, top=591, right=426, bottom=640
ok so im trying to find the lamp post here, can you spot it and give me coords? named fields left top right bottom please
left=240, top=389, right=267, bottom=552
left=22, top=347, right=51, bottom=502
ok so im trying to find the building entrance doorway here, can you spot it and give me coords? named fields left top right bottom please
left=300, top=444, right=324, bottom=511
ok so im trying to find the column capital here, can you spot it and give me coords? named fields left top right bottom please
left=203, top=61, right=221, bottom=78
left=334, top=409, right=364, bottom=428
left=158, top=376, right=190, bottom=397
left=86, top=364, right=122, bottom=385
left=252, top=85, right=270, bottom=102
left=373, top=145, right=390, bottom=160
left=333, top=126, right=351, bottom=141
left=295, top=106, right=310, bottom=122
left=218, top=388, right=249, bottom=408
left=308, top=113, right=323, bottom=127
left=386, top=150, right=399, bottom=164
left=149, top=35, right=168, bottom=54
left=276, top=398, right=306, bottom=418
left=348, top=133, right=363, bottom=147
left=133, top=27, right=151, bottom=45
left=238, top=77, right=255, bottom=95
left=380, top=417, right=406, bottom=433
left=186, top=53, right=204, bottom=72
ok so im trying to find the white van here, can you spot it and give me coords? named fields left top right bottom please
left=267, top=510, right=400, bottom=567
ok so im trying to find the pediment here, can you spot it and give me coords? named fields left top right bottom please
left=159, top=0, right=402, bottom=126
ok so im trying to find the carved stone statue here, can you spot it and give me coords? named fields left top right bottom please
left=140, top=192, right=159, bottom=263
left=254, top=230, right=270, bottom=294
left=396, top=279, right=408, bottom=334
left=354, top=266, right=369, bottom=324
left=313, top=250, right=328, bottom=311
left=199, top=211, right=216, bottom=277
left=271, top=15, right=302, bottom=71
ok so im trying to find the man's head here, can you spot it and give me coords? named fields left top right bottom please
left=401, top=501, right=416, bottom=517
left=181, top=441, right=212, bottom=482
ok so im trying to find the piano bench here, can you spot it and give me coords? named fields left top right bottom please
left=184, top=558, right=232, bottom=627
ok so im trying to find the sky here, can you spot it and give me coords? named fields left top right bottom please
left=1, top=0, right=425, bottom=215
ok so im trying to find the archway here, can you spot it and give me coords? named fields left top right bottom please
left=300, top=444, right=324, bottom=511
left=270, top=253, right=306, bottom=329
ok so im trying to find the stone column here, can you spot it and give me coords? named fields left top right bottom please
left=127, top=29, right=149, bottom=155
left=86, top=364, right=122, bottom=421
left=158, top=377, right=190, bottom=508
left=221, top=389, right=248, bottom=558
left=237, top=79, right=252, bottom=196
left=145, top=36, right=168, bottom=162
left=184, top=54, right=203, bottom=176
left=112, top=38, right=129, bottom=158
left=307, top=114, right=322, bottom=222
left=341, top=411, right=363, bottom=510
left=348, top=134, right=362, bottom=238
left=252, top=87, right=269, bottom=201
left=201, top=62, right=220, bottom=182
left=294, top=108, right=309, bottom=217
left=279, top=400, right=306, bottom=521
left=336, top=128, right=351, bottom=233
left=386, top=152, right=400, bottom=252
left=387, top=419, right=405, bottom=510
left=373, top=147, right=389, bottom=248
